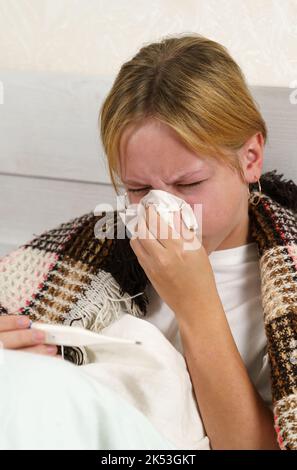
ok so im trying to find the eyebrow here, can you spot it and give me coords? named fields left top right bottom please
left=122, top=169, right=206, bottom=186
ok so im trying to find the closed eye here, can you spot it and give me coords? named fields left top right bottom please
left=177, top=181, right=204, bottom=187
left=128, top=181, right=205, bottom=193
left=127, top=187, right=151, bottom=193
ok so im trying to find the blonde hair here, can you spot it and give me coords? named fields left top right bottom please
left=99, top=33, right=267, bottom=194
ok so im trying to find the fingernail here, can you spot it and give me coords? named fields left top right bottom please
left=17, top=316, right=30, bottom=327
left=46, top=345, right=57, bottom=354
left=33, top=330, right=45, bottom=342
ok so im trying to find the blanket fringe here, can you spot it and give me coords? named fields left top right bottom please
left=65, top=270, right=145, bottom=333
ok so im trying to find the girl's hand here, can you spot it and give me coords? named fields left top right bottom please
left=129, top=205, right=219, bottom=318
left=0, top=315, right=59, bottom=357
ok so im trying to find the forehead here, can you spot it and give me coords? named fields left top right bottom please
left=119, top=119, right=211, bottom=178
left=120, top=119, right=188, bottom=155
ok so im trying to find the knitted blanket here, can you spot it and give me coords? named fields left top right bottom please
left=0, top=169, right=296, bottom=450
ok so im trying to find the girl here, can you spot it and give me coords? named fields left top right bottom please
left=1, top=33, right=296, bottom=450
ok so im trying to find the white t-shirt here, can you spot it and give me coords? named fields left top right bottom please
left=143, top=242, right=273, bottom=410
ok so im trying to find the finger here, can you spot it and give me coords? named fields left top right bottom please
left=129, top=216, right=161, bottom=275
left=178, top=215, right=202, bottom=251
left=0, top=314, right=31, bottom=332
left=178, top=212, right=197, bottom=241
left=145, top=206, right=181, bottom=246
left=129, top=223, right=150, bottom=258
left=0, top=327, right=46, bottom=349
left=156, top=207, right=199, bottom=252
left=20, top=344, right=59, bottom=356
left=134, top=211, right=165, bottom=253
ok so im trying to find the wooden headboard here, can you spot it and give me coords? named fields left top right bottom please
left=0, top=70, right=296, bottom=256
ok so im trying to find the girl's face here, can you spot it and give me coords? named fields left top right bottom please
left=118, top=118, right=263, bottom=254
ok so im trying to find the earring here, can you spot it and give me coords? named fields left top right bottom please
left=248, top=177, right=262, bottom=206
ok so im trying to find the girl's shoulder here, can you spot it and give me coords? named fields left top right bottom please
left=260, top=170, right=297, bottom=213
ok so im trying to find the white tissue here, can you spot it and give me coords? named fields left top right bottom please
left=118, top=189, right=199, bottom=238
